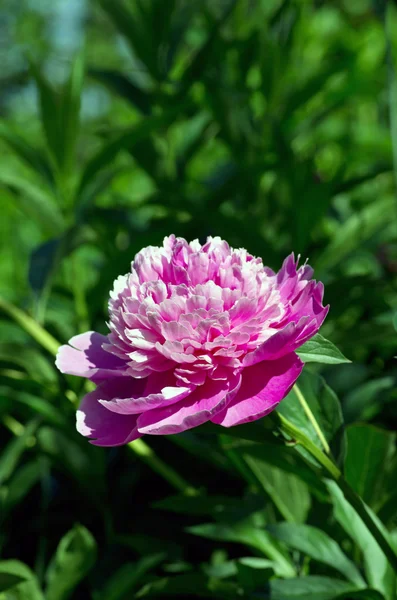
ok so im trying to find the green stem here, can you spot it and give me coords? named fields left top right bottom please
left=271, top=411, right=397, bottom=574
left=293, top=383, right=330, bottom=455
left=0, top=297, right=60, bottom=356
left=128, top=438, right=198, bottom=496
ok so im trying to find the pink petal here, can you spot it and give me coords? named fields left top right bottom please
left=211, top=353, right=303, bottom=427
left=243, top=302, right=328, bottom=366
left=100, top=371, right=193, bottom=415
left=77, top=379, right=142, bottom=447
left=56, top=331, right=126, bottom=382
left=137, top=373, right=241, bottom=435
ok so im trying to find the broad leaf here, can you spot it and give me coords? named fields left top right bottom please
left=345, top=424, right=395, bottom=508
left=0, top=572, right=26, bottom=593
left=278, top=369, right=346, bottom=466
left=261, top=576, right=359, bottom=600
left=187, top=521, right=295, bottom=578
left=297, top=334, right=350, bottom=365
left=236, top=557, right=273, bottom=592
left=240, top=453, right=311, bottom=523
left=267, top=523, right=364, bottom=586
left=335, top=591, right=386, bottom=600
left=0, top=560, right=44, bottom=599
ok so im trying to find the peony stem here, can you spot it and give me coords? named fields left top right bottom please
left=293, top=383, right=331, bottom=455
left=272, top=411, right=397, bottom=574
left=128, top=438, right=198, bottom=496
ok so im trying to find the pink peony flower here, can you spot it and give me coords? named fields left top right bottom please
left=56, top=236, right=328, bottom=446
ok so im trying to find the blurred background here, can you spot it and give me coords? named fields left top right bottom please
left=1, top=0, right=397, bottom=597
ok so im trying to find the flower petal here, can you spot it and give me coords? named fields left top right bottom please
left=137, top=373, right=241, bottom=435
left=243, top=305, right=328, bottom=366
left=211, top=353, right=303, bottom=427
left=77, top=380, right=142, bottom=447
left=56, top=331, right=126, bottom=382
left=100, top=371, right=193, bottom=415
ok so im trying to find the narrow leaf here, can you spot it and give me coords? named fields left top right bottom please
left=326, top=480, right=396, bottom=600
left=45, top=524, right=97, bottom=600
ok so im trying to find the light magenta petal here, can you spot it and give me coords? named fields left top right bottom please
left=137, top=373, right=241, bottom=435
left=100, top=371, right=193, bottom=415
left=77, top=380, right=142, bottom=447
left=211, top=353, right=303, bottom=427
left=56, top=331, right=126, bottom=382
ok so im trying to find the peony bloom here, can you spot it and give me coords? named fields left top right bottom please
left=56, top=236, right=328, bottom=446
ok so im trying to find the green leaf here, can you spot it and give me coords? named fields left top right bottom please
left=343, top=378, right=395, bottom=424
left=154, top=493, right=264, bottom=521
left=0, top=169, right=64, bottom=235
left=78, top=110, right=183, bottom=195
left=135, top=572, right=242, bottom=599
left=14, top=392, right=67, bottom=427
left=0, top=420, right=40, bottom=486
left=97, top=554, right=165, bottom=600
left=217, top=432, right=327, bottom=499
left=28, top=238, right=61, bottom=297
left=75, top=167, right=126, bottom=217
left=334, top=591, right=386, bottom=600
left=345, top=424, right=395, bottom=509
left=277, top=370, right=346, bottom=467
left=179, top=0, right=237, bottom=93
left=45, top=524, right=97, bottom=600
left=296, top=334, right=351, bottom=365
left=0, top=573, right=26, bottom=593
left=0, top=121, right=54, bottom=184
left=1, top=461, right=43, bottom=518
left=267, top=523, right=364, bottom=586
left=89, top=69, right=152, bottom=114
left=240, top=452, right=311, bottom=523
left=262, top=576, right=359, bottom=600
left=60, top=52, right=85, bottom=174
left=236, top=557, right=273, bottom=592
left=326, top=480, right=396, bottom=600
left=28, top=59, right=62, bottom=168
left=0, top=297, right=60, bottom=356
left=316, top=196, right=395, bottom=273
left=0, top=561, right=44, bottom=599
left=0, top=343, right=57, bottom=384
left=28, top=225, right=95, bottom=298
left=98, top=0, right=160, bottom=80
left=187, top=521, right=295, bottom=578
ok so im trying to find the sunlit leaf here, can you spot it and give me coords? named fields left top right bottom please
left=45, top=525, right=97, bottom=600
left=297, top=334, right=351, bottom=365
